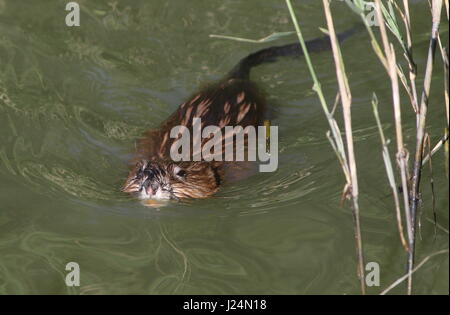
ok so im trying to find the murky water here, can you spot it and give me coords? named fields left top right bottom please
left=0, top=0, right=448, bottom=294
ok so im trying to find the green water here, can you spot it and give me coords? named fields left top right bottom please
left=0, top=0, right=448, bottom=294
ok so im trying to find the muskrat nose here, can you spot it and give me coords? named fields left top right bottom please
left=142, top=179, right=159, bottom=196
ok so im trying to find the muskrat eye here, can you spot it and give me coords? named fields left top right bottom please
left=173, top=166, right=187, bottom=178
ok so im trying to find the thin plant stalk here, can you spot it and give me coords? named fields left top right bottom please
left=372, top=95, right=409, bottom=251
left=285, top=0, right=366, bottom=294
left=374, top=0, right=415, bottom=294
left=401, top=0, right=420, bottom=122
left=350, top=0, right=417, bottom=110
left=422, top=133, right=450, bottom=165
left=446, top=0, right=449, bottom=20
left=380, top=249, right=449, bottom=295
left=285, top=0, right=350, bottom=179
left=409, top=0, right=443, bottom=294
left=380, top=0, right=420, bottom=115
left=322, top=0, right=366, bottom=294
left=436, top=33, right=449, bottom=130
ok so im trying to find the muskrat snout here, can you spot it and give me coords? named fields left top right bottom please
left=123, top=160, right=174, bottom=200
left=123, top=159, right=222, bottom=201
left=141, top=176, right=160, bottom=196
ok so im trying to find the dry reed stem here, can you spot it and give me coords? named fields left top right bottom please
left=372, top=95, right=409, bottom=251
left=322, top=0, right=365, bottom=295
left=380, top=249, right=449, bottom=295
left=409, top=0, right=443, bottom=295
left=401, top=0, right=420, bottom=121
left=422, top=133, right=450, bottom=165
left=374, top=0, right=415, bottom=294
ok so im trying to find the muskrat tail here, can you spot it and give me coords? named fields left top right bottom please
left=227, top=23, right=364, bottom=80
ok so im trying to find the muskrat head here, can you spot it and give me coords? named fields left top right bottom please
left=122, top=160, right=222, bottom=200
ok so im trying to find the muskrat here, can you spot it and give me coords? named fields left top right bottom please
left=122, top=27, right=358, bottom=201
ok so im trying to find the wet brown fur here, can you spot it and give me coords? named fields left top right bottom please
left=135, top=78, right=265, bottom=161
left=124, top=78, right=266, bottom=199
